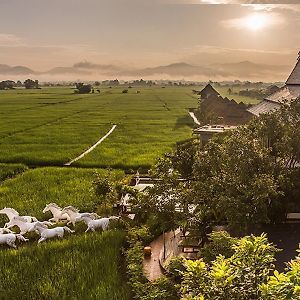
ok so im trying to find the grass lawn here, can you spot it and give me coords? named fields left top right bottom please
left=0, top=167, right=130, bottom=299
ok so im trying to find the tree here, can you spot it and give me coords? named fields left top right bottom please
left=179, top=234, right=279, bottom=300
left=24, top=79, right=39, bottom=89
left=0, top=80, right=15, bottom=90
left=75, top=83, right=92, bottom=94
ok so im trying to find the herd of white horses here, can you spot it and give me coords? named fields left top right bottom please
left=0, top=203, right=119, bottom=248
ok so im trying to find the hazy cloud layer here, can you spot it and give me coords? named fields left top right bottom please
left=0, top=0, right=298, bottom=81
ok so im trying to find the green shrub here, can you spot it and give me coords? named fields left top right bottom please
left=200, top=230, right=238, bottom=263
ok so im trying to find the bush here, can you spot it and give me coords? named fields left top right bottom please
left=199, top=231, right=238, bottom=263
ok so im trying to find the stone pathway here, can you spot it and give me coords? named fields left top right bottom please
left=143, top=230, right=181, bottom=282
left=142, top=233, right=165, bottom=282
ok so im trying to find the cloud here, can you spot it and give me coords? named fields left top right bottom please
left=0, top=33, right=24, bottom=46
left=199, top=1, right=300, bottom=3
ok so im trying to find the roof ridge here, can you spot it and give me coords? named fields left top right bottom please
left=286, top=52, right=300, bottom=85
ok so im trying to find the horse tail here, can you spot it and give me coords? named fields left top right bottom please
left=16, top=234, right=29, bottom=242
left=64, top=227, right=75, bottom=234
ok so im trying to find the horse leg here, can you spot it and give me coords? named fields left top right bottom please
left=7, top=241, right=16, bottom=249
left=38, top=237, right=46, bottom=243
left=85, top=226, right=90, bottom=233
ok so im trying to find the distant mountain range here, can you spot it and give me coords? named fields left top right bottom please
left=0, top=61, right=291, bottom=82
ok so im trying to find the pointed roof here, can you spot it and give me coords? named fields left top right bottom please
left=286, top=52, right=300, bottom=85
left=198, top=83, right=220, bottom=99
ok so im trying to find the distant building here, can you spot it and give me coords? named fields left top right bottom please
left=197, top=83, right=220, bottom=99
left=248, top=52, right=300, bottom=116
left=194, top=124, right=237, bottom=146
left=197, top=84, right=253, bottom=126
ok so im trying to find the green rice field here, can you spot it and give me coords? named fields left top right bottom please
left=0, top=167, right=130, bottom=300
left=0, top=87, right=198, bottom=169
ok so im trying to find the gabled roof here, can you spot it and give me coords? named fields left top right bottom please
left=198, top=84, right=220, bottom=98
left=265, top=85, right=300, bottom=103
left=286, top=53, right=300, bottom=85
left=247, top=100, right=281, bottom=117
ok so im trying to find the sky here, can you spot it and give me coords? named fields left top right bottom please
left=0, top=0, right=299, bottom=81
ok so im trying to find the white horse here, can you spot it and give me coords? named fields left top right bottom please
left=0, top=233, right=28, bottom=248
left=7, top=216, right=53, bottom=235
left=61, top=206, right=94, bottom=227
left=0, top=228, right=14, bottom=234
left=0, top=207, right=38, bottom=228
left=33, top=223, right=74, bottom=243
left=43, top=203, right=70, bottom=223
left=81, top=215, right=120, bottom=232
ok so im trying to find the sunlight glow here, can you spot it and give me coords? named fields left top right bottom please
left=243, top=13, right=270, bottom=31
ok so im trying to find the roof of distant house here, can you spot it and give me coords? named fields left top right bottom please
left=248, top=52, right=300, bottom=117
left=265, top=85, right=300, bottom=103
left=286, top=53, right=300, bottom=85
left=247, top=100, right=281, bottom=117
left=198, top=83, right=220, bottom=98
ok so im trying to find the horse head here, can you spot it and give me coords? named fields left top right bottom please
left=43, top=203, right=61, bottom=213
left=0, top=207, right=19, bottom=218
left=109, top=216, right=120, bottom=221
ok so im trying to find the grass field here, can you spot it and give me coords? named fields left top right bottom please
left=0, top=167, right=130, bottom=299
left=0, top=87, right=198, bottom=169
left=0, top=167, right=124, bottom=220
left=0, top=86, right=259, bottom=169
left=0, top=231, right=130, bottom=300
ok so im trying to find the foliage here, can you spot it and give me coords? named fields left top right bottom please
left=24, top=79, right=39, bottom=89
left=180, top=234, right=279, bottom=300
left=166, top=256, right=187, bottom=283
left=0, top=163, right=28, bottom=183
left=126, top=225, right=154, bottom=247
left=192, top=128, right=281, bottom=230
left=150, top=99, right=300, bottom=232
left=199, top=231, right=238, bottom=263
left=0, top=80, right=15, bottom=90
left=261, top=247, right=300, bottom=299
left=75, top=82, right=92, bottom=94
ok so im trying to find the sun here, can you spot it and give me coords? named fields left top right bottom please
left=243, top=13, right=270, bottom=31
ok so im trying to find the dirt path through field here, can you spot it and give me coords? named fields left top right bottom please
left=65, top=124, right=117, bottom=166
left=188, top=111, right=200, bottom=125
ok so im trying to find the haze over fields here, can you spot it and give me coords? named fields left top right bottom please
left=0, top=0, right=299, bottom=81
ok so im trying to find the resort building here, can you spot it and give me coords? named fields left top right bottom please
left=248, top=52, right=300, bottom=116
